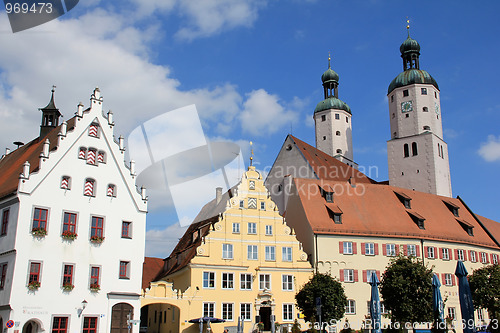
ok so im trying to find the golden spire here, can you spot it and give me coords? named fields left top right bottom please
left=328, top=51, right=331, bottom=69
left=249, top=141, right=254, bottom=166
left=406, top=17, right=410, bottom=37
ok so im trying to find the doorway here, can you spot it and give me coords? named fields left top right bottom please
left=111, top=303, right=134, bottom=333
left=259, top=307, right=271, bottom=331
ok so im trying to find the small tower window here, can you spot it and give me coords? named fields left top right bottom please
left=321, top=115, right=326, bottom=122
left=423, top=126, right=430, bottom=131
left=403, top=90, right=409, bottom=97
left=88, top=123, right=99, bottom=137
left=336, top=131, right=341, bottom=136
left=336, top=149, right=342, bottom=154
left=421, top=88, right=427, bottom=95
left=438, top=143, right=441, bottom=157
left=346, top=117, right=348, bottom=123
left=87, top=148, right=97, bottom=165
left=391, top=95, right=394, bottom=103
left=392, top=113, right=395, bottom=119
left=393, top=132, right=397, bottom=138
left=405, top=114, right=410, bottom=118
left=403, top=144, right=409, bottom=158
left=322, top=136, right=326, bottom=140
left=335, top=114, right=340, bottom=120
left=423, top=107, right=428, bottom=112
left=84, top=178, right=95, bottom=197
left=61, top=176, right=71, bottom=190
left=97, top=151, right=106, bottom=163
left=441, top=145, right=444, bottom=159
left=78, top=147, right=87, bottom=159
left=434, top=91, right=437, bottom=98
left=412, top=142, right=418, bottom=156
left=107, top=184, right=116, bottom=197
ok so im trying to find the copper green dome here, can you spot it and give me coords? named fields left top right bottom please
left=314, top=97, right=351, bottom=114
left=388, top=68, right=439, bottom=94
left=400, top=36, right=420, bottom=54
left=321, top=67, right=339, bottom=83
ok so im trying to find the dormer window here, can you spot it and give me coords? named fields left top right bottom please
left=443, top=201, right=459, bottom=217
left=319, top=185, right=334, bottom=203
left=88, top=123, right=99, bottom=137
left=457, top=219, right=474, bottom=236
left=325, top=205, right=343, bottom=224
left=407, top=211, right=425, bottom=229
left=394, top=191, right=411, bottom=209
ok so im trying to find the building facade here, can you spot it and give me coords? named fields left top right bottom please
left=0, top=88, right=148, bottom=333
left=142, top=166, right=313, bottom=333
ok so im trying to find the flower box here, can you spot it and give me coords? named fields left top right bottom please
left=62, top=230, right=77, bottom=240
left=62, top=283, right=74, bottom=291
left=89, top=283, right=100, bottom=292
left=32, top=227, right=47, bottom=237
left=90, top=235, right=104, bottom=244
left=28, top=281, right=41, bottom=290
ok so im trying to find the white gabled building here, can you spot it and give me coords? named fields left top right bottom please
left=0, top=87, right=148, bottom=333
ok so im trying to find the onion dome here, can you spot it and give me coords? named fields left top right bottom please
left=314, top=97, right=351, bottom=114
left=321, top=67, right=339, bottom=84
left=388, top=69, right=439, bottom=94
left=400, top=36, right=420, bottom=55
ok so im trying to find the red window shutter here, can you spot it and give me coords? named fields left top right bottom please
left=87, top=149, right=96, bottom=165
left=339, top=242, right=343, bottom=254
left=424, top=246, right=428, bottom=258
left=361, top=243, right=366, bottom=255
left=382, top=244, right=387, bottom=256
left=395, top=245, right=400, bottom=255
left=79, top=148, right=86, bottom=159
left=84, top=180, right=94, bottom=196
left=89, top=124, right=98, bottom=137
left=97, top=152, right=104, bottom=163
left=463, top=250, right=468, bottom=261
left=454, top=249, right=459, bottom=260
left=441, top=273, right=446, bottom=285
left=486, top=253, right=490, bottom=263
left=353, top=242, right=357, bottom=254
left=376, top=271, right=381, bottom=281
left=362, top=270, right=367, bottom=283
left=439, top=248, right=443, bottom=259
left=403, top=245, right=408, bottom=256
left=374, top=244, right=379, bottom=255
left=491, top=254, right=495, bottom=263
left=339, top=269, right=344, bottom=282
left=416, top=245, right=420, bottom=257
left=452, top=275, right=456, bottom=286
left=354, top=270, right=358, bottom=282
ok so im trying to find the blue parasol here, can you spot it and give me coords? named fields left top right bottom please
left=432, top=273, right=445, bottom=332
left=369, top=272, right=382, bottom=333
left=455, top=261, right=475, bottom=333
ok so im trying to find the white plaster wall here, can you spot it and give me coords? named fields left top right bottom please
left=314, top=109, right=353, bottom=161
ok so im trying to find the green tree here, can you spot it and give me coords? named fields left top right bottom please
left=379, top=255, right=433, bottom=326
left=295, top=273, right=347, bottom=324
left=469, top=264, right=500, bottom=333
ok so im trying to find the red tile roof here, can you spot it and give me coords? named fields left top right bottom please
left=289, top=135, right=377, bottom=184
left=142, top=257, right=165, bottom=290
left=292, top=178, right=500, bottom=249
left=0, top=117, right=76, bottom=200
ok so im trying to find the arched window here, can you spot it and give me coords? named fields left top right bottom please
left=441, top=145, right=444, bottom=159
left=107, top=184, right=116, bottom=197
left=88, top=123, right=99, bottom=137
left=412, top=142, right=418, bottom=156
left=97, top=151, right=106, bottom=163
left=392, top=113, right=395, bottom=119
left=61, top=176, right=71, bottom=190
left=336, top=149, right=342, bottom=154
left=78, top=147, right=87, bottom=159
left=423, top=107, right=428, bottom=112
left=404, top=144, right=409, bottom=158
left=336, top=131, right=341, bottom=136
left=423, top=126, right=430, bottom=131
left=84, top=178, right=95, bottom=197
left=438, top=143, right=441, bottom=157
left=87, top=148, right=97, bottom=165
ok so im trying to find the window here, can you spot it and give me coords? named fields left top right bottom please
left=222, top=244, right=233, bottom=259
left=29, top=262, right=41, bottom=284
left=1, top=209, right=9, bottom=235
left=391, top=95, right=394, bottom=102
left=470, top=251, right=477, bottom=263
left=84, top=178, right=95, bottom=197
left=282, top=247, right=292, bottom=262
left=332, top=212, right=342, bottom=224
left=343, top=241, right=353, bottom=255
left=427, top=247, right=435, bottom=259
left=404, top=143, right=409, bottom=158
left=403, top=89, right=409, bottom=97
left=60, top=176, right=71, bottom=190
left=259, top=274, right=270, bottom=290
left=321, top=115, right=326, bottom=121
left=477, top=309, right=484, bottom=321
left=52, top=316, right=68, bottom=333
left=88, top=123, right=99, bottom=137
left=222, top=303, right=233, bottom=321
left=62, top=212, right=77, bottom=234
left=346, top=300, right=356, bottom=314
left=325, top=192, right=333, bottom=203
left=97, top=151, right=106, bottom=163
left=493, top=254, right=499, bottom=265
left=447, top=307, right=456, bottom=321
left=336, top=149, right=342, bottom=154
left=239, top=200, right=244, bottom=209
left=121, top=221, right=132, bottom=238
left=283, top=304, right=294, bottom=321
left=386, top=244, right=396, bottom=257
left=435, top=91, right=437, bottom=98
left=344, top=269, right=354, bottom=282
left=90, top=216, right=104, bottom=238
left=265, top=225, right=273, bottom=236
left=87, top=148, right=97, bottom=165
left=407, top=245, right=416, bottom=257
left=260, top=202, right=266, bottom=210
left=247, top=245, right=258, bottom=260
left=444, top=274, right=453, bottom=286
left=282, top=275, right=293, bottom=291
left=232, top=223, right=240, bottom=234
left=222, top=273, right=234, bottom=289
left=240, top=273, right=252, bottom=290
left=336, top=131, right=341, bottom=136
left=457, top=249, right=465, bottom=261
left=421, top=88, right=427, bottom=95
left=364, top=243, right=375, bottom=256
left=79, top=147, right=87, bottom=159
left=412, top=142, right=418, bottom=156
left=119, top=261, right=130, bottom=279
left=33, top=208, right=48, bottom=231
left=62, top=264, right=74, bottom=287
left=240, top=303, right=251, bottom=321
left=481, top=252, right=488, bottom=264
left=203, top=272, right=215, bottom=288
left=423, top=125, right=430, bottom=131
left=366, top=270, right=377, bottom=283
left=249, top=181, right=255, bottom=190
left=423, top=107, right=429, bottom=112
left=107, top=184, right=116, bottom=197
left=203, top=303, right=215, bottom=318
left=90, top=266, right=100, bottom=289
left=346, top=117, right=348, bottom=123
left=83, top=317, right=98, bottom=333
left=442, top=248, right=450, bottom=260
left=248, top=198, right=257, bottom=209
left=0, top=263, right=7, bottom=289
left=265, top=246, right=276, bottom=261
left=335, top=113, right=340, bottom=120
left=248, top=223, right=256, bottom=234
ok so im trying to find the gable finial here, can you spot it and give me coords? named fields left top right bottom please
left=328, top=51, right=331, bottom=69
left=406, top=17, right=410, bottom=37
left=249, top=141, right=254, bottom=167
left=51, top=85, right=56, bottom=93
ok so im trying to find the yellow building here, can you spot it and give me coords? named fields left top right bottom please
left=142, top=166, right=313, bottom=333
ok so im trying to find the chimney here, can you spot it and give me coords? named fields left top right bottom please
left=77, top=102, right=83, bottom=117
left=216, top=187, right=223, bottom=204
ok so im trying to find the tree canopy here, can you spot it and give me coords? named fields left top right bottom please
left=295, top=273, right=347, bottom=323
left=379, top=255, right=433, bottom=325
left=469, top=264, right=500, bottom=333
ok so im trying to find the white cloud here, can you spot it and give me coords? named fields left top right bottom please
left=145, top=222, right=188, bottom=258
left=240, top=89, right=299, bottom=136
left=478, top=135, right=500, bottom=162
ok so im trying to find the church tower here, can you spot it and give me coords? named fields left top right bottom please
left=387, top=26, right=452, bottom=197
left=39, top=86, right=62, bottom=138
left=314, top=56, right=355, bottom=168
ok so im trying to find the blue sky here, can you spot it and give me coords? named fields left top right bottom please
left=0, top=0, right=499, bottom=257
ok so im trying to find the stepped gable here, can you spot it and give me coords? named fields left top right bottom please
left=290, top=135, right=376, bottom=183
left=292, top=178, right=500, bottom=249
left=0, top=117, right=76, bottom=199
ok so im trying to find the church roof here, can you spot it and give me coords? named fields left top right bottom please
left=290, top=178, right=500, bottom=249
left=0, top=117, right=76, bottom=200
left=388, top=68, right=439, bottom=94
left=314, top=97, right=351, bottom=114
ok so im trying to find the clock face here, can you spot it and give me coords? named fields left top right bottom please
left=401, top=100, right=413, bottom=113
left=434, top=102, right=440, bottom=114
